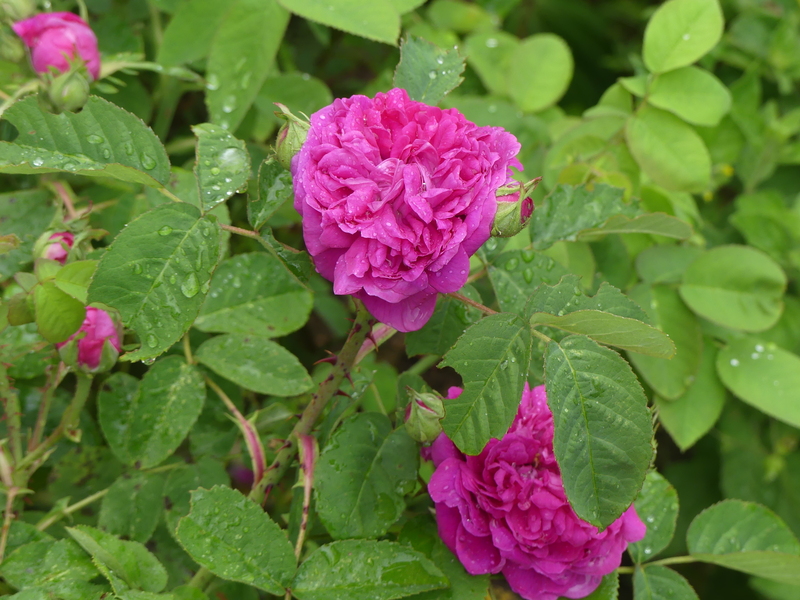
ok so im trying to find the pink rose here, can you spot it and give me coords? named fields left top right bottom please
left=43, top=231, right=74, bottom=264
left=56, top=307, right=121, bottom=370
left=13, top=12, right=100, bottom=80
left=292, top=88, right=521, bottom=332
left=428, top=384, right=646, bottom=600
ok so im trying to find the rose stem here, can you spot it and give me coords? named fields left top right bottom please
left=189, top=302, right=374, bottom=592
left=446, top=292, right=497, bottom=315
left=30, top=362, right=66, bottom=450
left=0, top=364, right=23, bottom=464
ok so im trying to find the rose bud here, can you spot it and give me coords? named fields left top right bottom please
left=490, top=176, right=541, bottom=238
left=404, top=389, right=445, bottom=443
left=36, top=231, right=74, bottom=265
left=56, top=306, right=122, bottom=373
left=0, top=0, right=35, bottom=21
left=13, top=12, right=101, bottom=80
left=47, top=69, right=90, bottom=113
left=274, top=103, right=310, bottom=170
left=292, top=88, right=522, bottom=332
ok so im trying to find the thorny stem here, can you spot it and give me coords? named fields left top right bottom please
left=50, top=181, right=79, bottom=221
left=250, top=302, right=374, bottom=504
left=35, top=488, right=109, bottom=532
left=447, top=292, right=497, bottom=315
left=0, top=487, right=20, bottom=562
left=220, top=223, right=261, bottom=239
left=189, top=302, right=375, bottom=593
left=0, top=364, right=22, bottom=464
left=30, top=362, right=66, bottom=450
left=17, top=374, right=93, bottom=472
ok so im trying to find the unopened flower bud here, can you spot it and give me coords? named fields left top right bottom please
left=491, top=176, right=542, bottom=238
left=0, top=0, right=35, bottom=21
left=0, top=26, right=25, bottom=63
left=404, top=389, right=445, bottom=443
left=35, top=231, right=74, bottom=265
left=13, top=12, right=101, bottom=79
left=274, top=103, right=310, bottom=170
left=56, top=306, right=122, bottom=373
left=47, top=69, right=90, bottom=113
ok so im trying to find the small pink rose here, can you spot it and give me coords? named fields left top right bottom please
left=56, top=307, right=121, bottom=370
left=43, top=231, right=74, bottom=264
left=13, top=12, right=100, bottom=80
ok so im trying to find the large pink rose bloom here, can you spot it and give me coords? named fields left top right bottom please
left=292, top=88, right=521, bottom=332
left=13, top=12, right=101, bottom=80
left=428, top=384, right=646, bottom=600
left=56, top=307, right=121, bottom=370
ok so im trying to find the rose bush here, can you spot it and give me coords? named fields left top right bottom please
left=428, top=384, right=646, bottom=600
left=13, top=12, right=100, bottom=79
left=291, top=87, right=521, bottom=331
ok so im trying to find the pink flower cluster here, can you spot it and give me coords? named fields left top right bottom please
left=428, top=384, right=646, bottom=600
left=13, top=12, right=100, bottom=80
left=292, top=88, right=521, bottom=332
left=56, top=307, right=121, bottom=370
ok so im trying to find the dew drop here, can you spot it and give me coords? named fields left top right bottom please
left=146, top=334, right=158, bottom=348
left=133, top=263, right=143, bottom=275
left=32, top=157, right=44, bottom=167
left=181, top=273, right=200, bottom=298
left=142, top=357, right=156, bottom=366
left=485, top=38, right=499, bottom=48
left=158, top=225, right=173, bottom=236
left=755, top=344, right=764, bottom=352
left=436, top=56, right=444, bottom=64
left=221, top=96, right=237, bottom=114
left=124, top=142, right=135, bottom=155
left=730, top=359, right=739, bottom=367
left=505, top=257, right=519, bottom=271
left=210, top=167, right=221, bottom=176
left=428, top=70, right=437, bottom=80
left=682, top=33, right=691, bottom=41
left=141, top=154, right=157, bottom=170
left=87, top=134, right=104, bottom=144
left=523, top=268, right=534, bottom=284
left=102, top=148, right=111, bottom=159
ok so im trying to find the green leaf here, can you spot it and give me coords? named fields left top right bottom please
left=526, top=275, right=673, bottom=358
left=206, top=0, right=290, bottom=131
left=277, top=0, right=400, bottom=45
left=642, top=0, right=724, bottom=73
left=176, top=486, right=296, bottom=595
left=635, top=245, right=703, bottom=285
left=97, top=357, right=206, bottom=468
left=405, top=284, right=482, bottom=356
left=0, top=96, right=169, bottom=186
left=162, top=459, right=230, bottom=534
left=464, top=31, right=518, bottom=96
left=393, top=36, right=465, bottom=105
left=544, top=335, right=653, bottom=527
left=487, top=250, right=569, bottom=316
left=649, top=66, right=731, bottom=127
left=195, top=333, right=313, bottom=396
left=584, top=573, right=620, bottom=600
left=87, top=202, right=222, bottom=361
left=54, top=260, right=98, bottom=304
left=99, top=471, right=165, bottom=543
left=717, top=338, right=800, bottom=430
left=627, top=284, right=703, bottom=400
left=0, top=539, right=98, bottom=589
left=626, top=105, right=712, bottom=193
left=316, top=413, right=418, bottom=539
left=192, top=123, right=250, bottom=213
left=255, top=74, right=333, bottom=138
left=530, top=184, right=638, bottom=250
left=66, top=525, right=168, bottom=593
left=655, top=341, right=726, bottom=451
left=195, top=252, right=312, bottom=338
left=576, top=213, right=693, bottom=242
left=507, top=34, right=573, bottom=113
left=33, top=282, right=85, bottom=343
left=629, top=471, right=679, bottom=563
left=679, top=245, right=786, bottom=332
left=248, top=159, right=293, bottom=231
left=157, top=0, right=231, bottom=66
left=440, top=313, right=532, bottom=455
left=291, top=540, right=447, bottom=600
left=0, top=190, right=55, bottom=281
left=4, top=580, right=109, bottom=600
left=633, top=565, right=699, bottom=600
left=687, top=500, right=800, bottom=585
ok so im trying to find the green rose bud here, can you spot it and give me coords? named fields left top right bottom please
left=404, top=388, right=445, bottom=444
left=0, top=0, right=36, bottom=21
left=491, top=176, right=542, bottom=238
left=46, top=69, right=90, bottom=113
left=274, top=102, right=310, bottom=170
